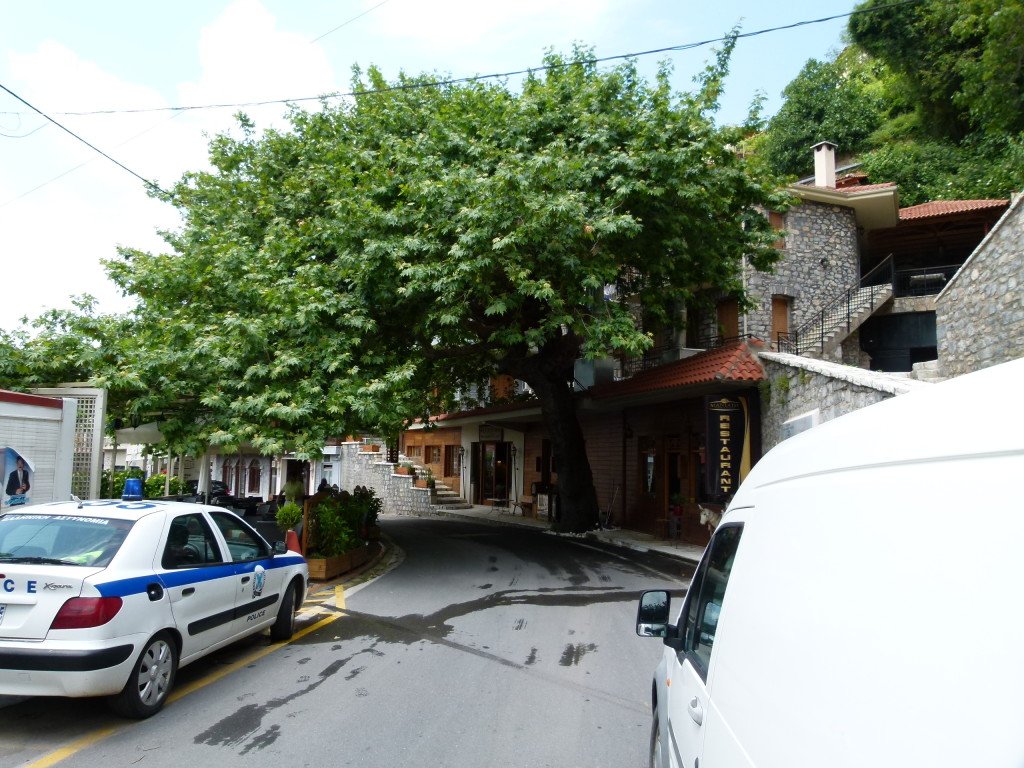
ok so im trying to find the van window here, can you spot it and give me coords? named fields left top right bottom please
left=681, top=524, right=743, bottom=679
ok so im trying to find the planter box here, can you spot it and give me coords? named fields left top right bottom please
left=395, top=466, right=414, bottom=475
left=306, top=545, right=372, bottom=580
left=414, top=479, right=434, bottom=489
left=360, top=444, right=380, bottom=453
left=307, top=552, right=352, bottom=580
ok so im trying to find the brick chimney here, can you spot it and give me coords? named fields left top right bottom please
left=812, top=140, right=837, bottom=188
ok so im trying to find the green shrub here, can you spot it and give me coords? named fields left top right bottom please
left=102, top=467, right=145, bottom=499
left=144, top=473, right=183, bottom=498
left=276, top=501, right=303, bottom=531
left=308, top=495, right=357, bottom=558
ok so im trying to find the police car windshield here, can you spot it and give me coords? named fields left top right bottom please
left=0, top=513, right=135, bottom=568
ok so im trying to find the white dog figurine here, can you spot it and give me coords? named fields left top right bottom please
left=698, top=503, right=724, bottom=532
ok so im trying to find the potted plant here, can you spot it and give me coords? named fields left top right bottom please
left=304, top=491, right=373, bottom=580
left=396, top=462, right=414, bottom=476
left=276, top=501, right=303, bottom=533
left=414, top=469, right=435, bottom=490
left=360, top=442, right=381, bottom=453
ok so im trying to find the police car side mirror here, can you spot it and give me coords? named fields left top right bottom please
left=273, top=541, right=287, bottom=555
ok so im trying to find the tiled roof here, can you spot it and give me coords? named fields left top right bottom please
left=899, top=199, right=1009, bottom=221
left=801, top=182, right=897, bottom=194
left=590, top=339, right=765, bottom=400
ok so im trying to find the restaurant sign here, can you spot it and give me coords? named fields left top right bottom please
left=705, top=396, right=752, bottom=500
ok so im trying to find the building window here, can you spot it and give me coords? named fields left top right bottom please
left=768, top=211, right=786, bottom=249
left=247, top=459, right=261, bottom=494
left=408, top=445, right=422, bottom=458
left=426, top=445, right=441, bottom=464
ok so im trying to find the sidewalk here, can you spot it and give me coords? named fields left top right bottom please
left=434, top=503, right=706, bottom=566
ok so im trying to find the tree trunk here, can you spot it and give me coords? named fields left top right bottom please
left=503, top=335, right=600, bottom=533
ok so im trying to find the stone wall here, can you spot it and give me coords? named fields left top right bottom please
left=758, top=352, right=928, bottom=452
left=337, top=441, right=435, bottom=516
left=936, top=195, right=1024, bottom=377
left=745, top=201, right=860, bottom=344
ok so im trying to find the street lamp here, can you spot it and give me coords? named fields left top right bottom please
left=510, top=444, right=518, bottom=502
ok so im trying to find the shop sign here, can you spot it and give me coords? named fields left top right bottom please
left=704, top=396, right=752, bottom=500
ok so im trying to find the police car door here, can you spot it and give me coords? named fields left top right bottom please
left=666, top=524, right=743, bottom=768
left=159, top=512, right=238, bottom=658
left=208, top=511, right=285, bottom=638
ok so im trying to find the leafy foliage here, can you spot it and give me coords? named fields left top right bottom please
left=104, top=44, right=785, bottom=531
left=758, top=47, right=895, bottom=176
left=759, top=0, right=1024, bottom=202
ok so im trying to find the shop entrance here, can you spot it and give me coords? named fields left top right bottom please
left=471, top=441, right=512, bottom=504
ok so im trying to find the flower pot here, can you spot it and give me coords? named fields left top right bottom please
left=361, top=444, right=380, bottom=453
left=396, top=466, right=413, bottom=475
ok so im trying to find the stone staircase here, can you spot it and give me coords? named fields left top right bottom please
left=787, top=283, right=893, bottom=358
left=398, top=454, right=473, bottom=511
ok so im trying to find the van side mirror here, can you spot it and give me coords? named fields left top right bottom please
left=273, top=541, right=287, bottom=555
left=636, top=590, right=671, bottom=637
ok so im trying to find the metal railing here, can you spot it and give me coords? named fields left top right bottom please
left=776, top=255, right=895, bottom=356
left=893, top=264, right=960, bottom=297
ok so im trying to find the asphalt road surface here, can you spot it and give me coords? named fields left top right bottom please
left=0, top=515, right=692, bottom=768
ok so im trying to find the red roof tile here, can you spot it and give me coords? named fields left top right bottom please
left=590, top=339, right=765, bottom=400
left=801, top=182, right=897, bottom=194
left=899, top=199, right=1009, bottom=221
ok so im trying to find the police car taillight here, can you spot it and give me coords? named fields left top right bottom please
left=50, top=597, right=123, bottom=629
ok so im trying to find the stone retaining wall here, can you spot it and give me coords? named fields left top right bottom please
left=337, top=441, right=435, bottom=516
left=936, top=194, right=1024, bottom=377
left=758, top=352, right=929, bottom=452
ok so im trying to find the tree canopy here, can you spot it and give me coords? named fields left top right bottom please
left=18, top=45, right=786, bottom=531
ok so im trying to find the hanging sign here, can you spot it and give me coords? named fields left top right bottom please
left=704, top=396, right=752, bottom=501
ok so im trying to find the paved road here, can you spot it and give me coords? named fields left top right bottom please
left=0, top=516, right=692, bottom=768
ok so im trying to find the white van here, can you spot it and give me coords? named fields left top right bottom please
left=636, top=357, right=1024, bottom=768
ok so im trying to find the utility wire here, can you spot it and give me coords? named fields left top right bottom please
left=310, top=0, right=393, bottom=43
left=6, top=0, right=922, bottom=119
left=0, top=81, right=164, bottom=193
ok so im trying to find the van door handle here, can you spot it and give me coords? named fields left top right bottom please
left=182, top=587, right=195, bottom=597
left=687, top=697, right=704, bottom=726
left=241, top=576, right=251, bottom=584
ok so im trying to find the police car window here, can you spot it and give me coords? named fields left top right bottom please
left=682, top=523, right=743, bottom=679
left=0, top=513, right=134, bottom=567
left=162, top=513, right=222, bottom=569
left=210, top=512, right=268, bottom=562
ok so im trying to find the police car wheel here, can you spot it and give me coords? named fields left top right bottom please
left=108, top=631, right=178, bottom=719
left=269, top=582, right=297, bottom=641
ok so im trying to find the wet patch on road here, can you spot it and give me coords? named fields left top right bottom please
left=559, top=643, right=598, bottom=666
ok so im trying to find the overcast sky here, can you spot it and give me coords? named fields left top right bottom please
left=1, top=0, right=856, bottom=331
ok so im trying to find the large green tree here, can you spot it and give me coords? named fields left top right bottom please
left=111, top=46, right=786, bottom=532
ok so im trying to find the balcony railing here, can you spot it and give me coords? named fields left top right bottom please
left=893, top=264, right=960, bottom=297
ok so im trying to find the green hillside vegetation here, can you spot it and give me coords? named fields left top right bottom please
left=756, top=0, right=1024, bottom=205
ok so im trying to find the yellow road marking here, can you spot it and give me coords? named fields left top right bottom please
left=26, top=610, right=345, bottom=768
left=24, top=727, right=122, bottom=768
left=335, top=585, right=346, bottom=610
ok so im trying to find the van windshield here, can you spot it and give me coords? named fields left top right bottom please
left=0, top=513, right=135, bottom=567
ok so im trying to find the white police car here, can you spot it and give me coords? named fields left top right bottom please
left=0, top=497, right=307, bottom=718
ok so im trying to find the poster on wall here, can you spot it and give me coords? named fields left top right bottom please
left=704, top=396, right=752, bottom=502
left=2, top=447, right=34, bottom=508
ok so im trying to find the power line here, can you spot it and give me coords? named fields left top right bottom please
left=0, top=82, right=165, bottom=194
left=3, top=0, right=922, bottom=119
left=310, top=0, right=393, bottom=43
